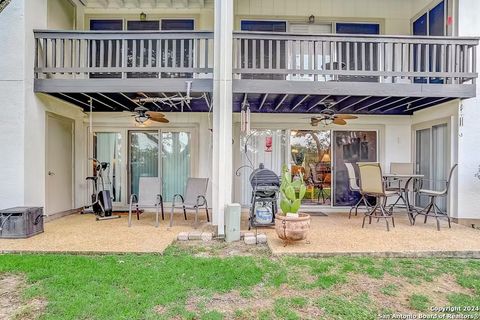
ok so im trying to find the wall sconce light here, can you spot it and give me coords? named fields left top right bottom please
left=140, top=12, right=147, bottom=21
left=308, top=15, right=315, bottom=24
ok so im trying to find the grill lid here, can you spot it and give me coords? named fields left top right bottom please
left=249, top=163, right=280, bottom=188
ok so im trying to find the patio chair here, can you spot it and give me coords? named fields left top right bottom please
left=345, top=162, right=369, bottom=219
left=128, top=177, right=164, bottom=228
left=170, top=178, right=210, bottom=228
left=386, top=162, right=414, bottom=212
left=413, top=164, right=457, bottom=231
left=358, top=162, right=400, bottom=231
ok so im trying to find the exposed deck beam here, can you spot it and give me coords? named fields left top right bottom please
left=35, top=79, right=213, bottom=93
left=233, top=80, right=476, bottom=99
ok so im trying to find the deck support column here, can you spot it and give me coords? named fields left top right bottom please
left=212, top=0, right=234, bottom=235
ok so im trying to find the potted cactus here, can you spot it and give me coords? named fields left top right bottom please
left=275, top=165, right=311, bottom=245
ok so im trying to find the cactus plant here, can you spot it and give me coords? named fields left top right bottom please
left=279, top=164, right=306, bottom=216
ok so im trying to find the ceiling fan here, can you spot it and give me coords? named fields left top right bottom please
left=309, top=109, right=358, bottom=126
left=125, top=106, right=170, bottom=125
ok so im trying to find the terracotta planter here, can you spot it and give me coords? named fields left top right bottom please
left=275, top=213, right=311, bottom=245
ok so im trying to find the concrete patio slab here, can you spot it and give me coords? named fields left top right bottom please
left=262, top=212, right=480, bottom=258
left=0, top=211, right=211, bottom=254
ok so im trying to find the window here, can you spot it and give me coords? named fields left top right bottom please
left=413, top=13, right=428, bottom=35
left=241, top=20, right=287, bottom=32
left=412, top=0, right=446, bottom=36
left=90, top=19, right=123, bottom=31
left=161, top=19, right=195, bottom=31
left=335, top=23, right=380, bottom=35
left=127, top=20, right=160, bottom=31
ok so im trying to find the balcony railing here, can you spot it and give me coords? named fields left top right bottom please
left=34, top=30, right=214, bottom=80
left=233, top=32, right=478, bottom=85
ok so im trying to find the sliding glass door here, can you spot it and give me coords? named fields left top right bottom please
left=161, top=131, right=191, bottom=201
left=128, top=129, right=193, bottom=201
left=415, top=123, right=449, bottom=211
left=129, top=131, right=160, bottom=196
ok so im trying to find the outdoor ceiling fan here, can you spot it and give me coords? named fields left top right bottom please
left=307, top=99, right=358, bottom=126
left=309, top=109, right=358, bottom=126
left=124, top=106, right=170, bottom=125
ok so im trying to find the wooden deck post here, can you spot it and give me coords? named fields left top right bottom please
left=212, top=0, right=233, bottom=236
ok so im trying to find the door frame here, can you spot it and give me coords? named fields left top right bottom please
left=236, top=122, right=384, bottom=210
left=127, top=127, right=198, bottom=205
left=45, top=112, right=75, bottom=215
left=88, top=124, right=199, bottom=209
left=411, top=117, right=452, bottom=211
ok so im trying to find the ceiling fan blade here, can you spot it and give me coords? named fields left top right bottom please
left=336, top=114, right=358, bottom=120
left=150, top=117, right=170, bottom=123
left=333, top=118, right=347, bottom=125
left=146, top=111, right=165, bottom=118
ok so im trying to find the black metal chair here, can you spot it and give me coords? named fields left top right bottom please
left=170, top=178, right=209, bottom=228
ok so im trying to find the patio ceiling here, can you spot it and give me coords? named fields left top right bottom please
left=48, top=91, right=457, bottom=115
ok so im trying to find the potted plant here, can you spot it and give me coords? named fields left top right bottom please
left=275, top=165, right=311, bottom=245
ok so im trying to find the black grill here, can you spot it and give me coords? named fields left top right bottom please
left=248, top=164, right=279, bottom=229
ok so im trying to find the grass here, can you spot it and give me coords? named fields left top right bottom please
left=409, top=294, right=430, bottom=311
left=1, top=245, right=480, bottom=319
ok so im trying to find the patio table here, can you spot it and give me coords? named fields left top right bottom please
left=383, top=173, right=424, bottom=223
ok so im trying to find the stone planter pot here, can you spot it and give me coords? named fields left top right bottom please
left=275, top=213, right=311, bottom=246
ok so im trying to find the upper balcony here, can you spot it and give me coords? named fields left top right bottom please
left=33, top=30, right=478, bottom=114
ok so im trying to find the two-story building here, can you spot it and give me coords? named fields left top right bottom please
left=0, top=0, right=479, bottom=235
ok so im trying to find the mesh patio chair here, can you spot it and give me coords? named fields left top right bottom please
left=128, top=177, right=164, bottom=227
left=170, top=178, right=210, bottom=228
left=413, top=164, right=457, bottom=231
left=345, top=162, right=370, bottom=219
left=358, top=162, right=400, bottom=231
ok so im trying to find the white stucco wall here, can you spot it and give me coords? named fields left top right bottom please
left=455, top=0, right=480, bottom=220
left=0, top=0, right=26, bottom=208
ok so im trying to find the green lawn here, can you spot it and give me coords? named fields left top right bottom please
left=1, top=244, right=480, bottom=319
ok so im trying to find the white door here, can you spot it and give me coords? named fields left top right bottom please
left=46, top=114, right=74, bottom=215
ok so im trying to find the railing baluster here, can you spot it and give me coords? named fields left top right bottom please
left=268, top=40, right=273, bottom=70
left=59, top=38, right=64, bottom=73
left=107, top=40, right=112, bottom=68
left=99, top=39, right=104, bottom=69
left=472, top=46, right=477, bottom=84
left=115, top=40, right=120, bottom=68
left=180, top=39, right=184, bottom=68
left=52, top=39, right=57, bottom=71
left=204, top=38, right=208, bottom=70
left=345, top=41, right=350, bottom=71
left=148, top=39, right=153, bottom=68
left=140, top=39, right=145, bottom=68
left=276, top=40, right=281, bottom=70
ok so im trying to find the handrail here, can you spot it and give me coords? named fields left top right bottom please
left=34, top=30, right=214, bottom=80
left=233, top=32, right=478, bottom=85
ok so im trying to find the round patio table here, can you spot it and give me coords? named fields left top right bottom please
left=383, top=173, right=424, bottom=223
